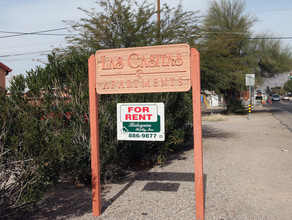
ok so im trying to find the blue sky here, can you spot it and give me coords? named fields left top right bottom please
left=1, top=0, right=292, bottom=80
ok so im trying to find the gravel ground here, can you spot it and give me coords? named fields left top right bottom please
left=23, top=110, right=292, bottom=220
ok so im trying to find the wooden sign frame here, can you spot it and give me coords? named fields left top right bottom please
left=88, top=45, right=204, bottom=220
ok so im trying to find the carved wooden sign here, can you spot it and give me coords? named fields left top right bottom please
left=95, top=44, right=191, bottom=94
left=89, top=46, right=204, bottom=219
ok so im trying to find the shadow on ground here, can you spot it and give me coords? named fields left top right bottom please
left=21, top=165, right=208, bottom=219
left=202, top=125, right=236, bottom=139
left=100, top=171, right=207, bottom=214
left=22, top=182, right=93, bottom=219
left=22, top=171, right=207, bottom=219
left=21, top=109, right=245, bottom=219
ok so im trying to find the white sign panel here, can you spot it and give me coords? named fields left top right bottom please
left=245, top=74, right=255, bottom=86
left=117, top=103, right=165, bottom=141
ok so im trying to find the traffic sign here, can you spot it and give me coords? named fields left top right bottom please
left=245, top=74, right=255, bottom=86
left=117, top=103, right=165, bottom=141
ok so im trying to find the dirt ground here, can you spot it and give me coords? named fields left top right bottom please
left=22, top=109, right=292, bottom=220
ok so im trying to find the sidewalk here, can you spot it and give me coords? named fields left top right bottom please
left=262, top=103, right=292, bottom=131
left=24, top=111, right=292, bottom=220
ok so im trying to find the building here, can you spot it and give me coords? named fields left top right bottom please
left=0, top=62, right=12, bottom=94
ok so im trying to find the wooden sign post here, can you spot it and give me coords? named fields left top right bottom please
left=88, top=44, right=204, bottom=219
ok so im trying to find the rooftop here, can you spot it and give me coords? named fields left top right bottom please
left=0, top=62, right=12, bottom=75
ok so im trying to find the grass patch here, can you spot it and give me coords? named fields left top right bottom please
left=202, top=113, right=227, bottom=122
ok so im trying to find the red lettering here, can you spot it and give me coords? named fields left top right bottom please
left=175, top=53, right=183, bottom=66
left=118, top=81, right=124, bottom=89
left=154, top=78, right=159, bottom=87
left=161, top=78, right=167, bottom=87
left=149, top=55, right=157, bottom=67
left=155, top=55, right=160, bottom=67
left=142, top=107, right=149, bottom=112
left=178, top=77, right=183, bottom=86
left=127, top=80, right=132, bottom=88
left=146, top=114, right=152, bottom=120
left=166, top=54, right=175, bottom=66
left=116, top=57, right=124, bottom=69
left=134, top=107, right=141, bottom=113
left=108, top=58, right=116, bottom=69
left=139, top=114, right=146, bottom=120
left=161, top=54, right=167, bottom=66
left=111, top=81, right=115, bottom=89
left=101, top=56, right=107, bottom=70
left=142, top=79, right=151, bottom=87
left=103, top=82, right=109, bottom=89
left=170, top=78, right=175, bottom=86
left=140, top=56, right=149, bottom=68
left=128, top=107, right=134, bottom=113
left=128, top=53, right=140, bottom=68
left=133, top=79, right=138, bottom=88
left=101, top=56, right=124, bottom=70
left=124, top=109, right=152, bottom=121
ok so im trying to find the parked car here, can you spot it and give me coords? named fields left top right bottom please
left=282, top=95, right=290, bottom=101
left=272, top=94, right=280, bottom=101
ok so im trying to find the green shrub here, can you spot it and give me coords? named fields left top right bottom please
left=0, top=94, right=61, bottom=217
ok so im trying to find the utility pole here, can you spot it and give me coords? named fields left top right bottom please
left=248, top=76, right=251, bottom=120
left=157, top=0, right=161, bottom=44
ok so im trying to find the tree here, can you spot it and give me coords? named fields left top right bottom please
left=25, top=51, right=92, bottom=183
left=9, top=75, right=26, bottom=103
left=16, top=0, right=201, bottom=187
left=284, top=80, right=292, bottom=93
left=0, top=51, right=93, bottom=217
left=62, top=0, right=201, bottom=167
left=200, top=0, right=292, bottom=113
left=200, top=0, right=257, bottom=113
left=265, top=86, right=273, bottom=96
left=251, top=36, right=292, bottom=78
left=65, top=0, right=201, bottom=51
left=0, top=78, right=66, bottom=217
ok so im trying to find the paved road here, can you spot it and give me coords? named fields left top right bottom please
left=269, top=100, right=292, bottom=113
left=263, top=100, right=292, bottom=131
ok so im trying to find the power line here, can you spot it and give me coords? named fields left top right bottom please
left=0, top=50, right=52, bottom=58
left=0, top=27, right=76, bottom=39
left=199, top=36, right=292, bottom=40
left=249, top=8, right=292, bottom=13
left=1, top=27, right=292, bottom=60
left=0, top=40, right=65, bottom=50
left=2, top=35, right=292, bottom=59
left=201, top=32, right=292, bottom=40
left=248, top=36, right=292, bottom=40
left=199, top=8, right=292, bottom=15
left=0, top=27, right=67, bottom=34
left=1, top=55, right=46, bottom=62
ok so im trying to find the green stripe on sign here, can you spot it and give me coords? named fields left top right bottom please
left=123, top=115, right=161, bottom=132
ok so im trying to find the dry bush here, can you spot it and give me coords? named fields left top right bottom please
left=202, top=113, right=227, bottom=122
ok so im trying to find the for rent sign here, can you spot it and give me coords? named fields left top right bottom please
left=95, top=44, right=191, bottom=94
left=117, top=103, right=165, bottom=141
